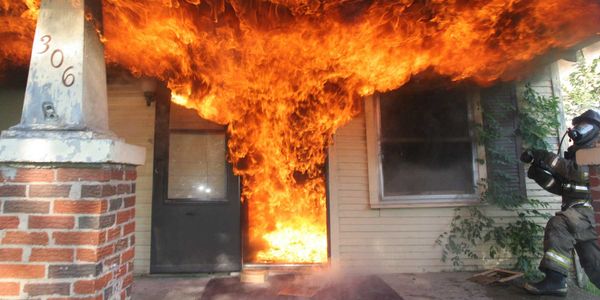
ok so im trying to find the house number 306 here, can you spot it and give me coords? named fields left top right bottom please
left=37, top=35, right=75, bottom=87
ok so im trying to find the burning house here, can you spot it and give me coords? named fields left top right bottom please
left=0, top=0, right=600, bottom=299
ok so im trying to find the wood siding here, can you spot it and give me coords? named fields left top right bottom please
left=329, top=66, right=563, bottom=274
left=107, top=81, right=155, bottom=274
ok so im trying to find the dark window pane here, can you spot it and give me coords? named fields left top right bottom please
left=382, top=142, right=475, bottom=196
left=380, top=89, right=469, bottom=140
left=378, top=85, right=475, bottom=197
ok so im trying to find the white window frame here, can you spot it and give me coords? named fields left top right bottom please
left=365, top=88, right=487, bottom=208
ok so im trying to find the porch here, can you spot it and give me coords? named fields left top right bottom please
left=131, top=272, right=599, bottom=300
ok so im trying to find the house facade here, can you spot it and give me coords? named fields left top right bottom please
left=0, top=1, right=599, bottom=298
left=0, top=63, right=566, bottom=276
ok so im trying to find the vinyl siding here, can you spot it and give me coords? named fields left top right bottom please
left=328, top=67, right=564, bottom=274
left=107, top=81, right=155, bottom=274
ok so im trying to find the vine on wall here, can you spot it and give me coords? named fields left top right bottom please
left=436, top=84, right=559, bottom=277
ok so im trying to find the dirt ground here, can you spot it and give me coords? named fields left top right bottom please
left=132, top=272, right=600, bottom=300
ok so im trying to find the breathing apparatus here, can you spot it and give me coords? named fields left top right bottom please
left=563, top=109, right=600, bottom=159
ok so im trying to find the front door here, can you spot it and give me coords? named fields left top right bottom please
left=151, top=86, right=241, bottom=273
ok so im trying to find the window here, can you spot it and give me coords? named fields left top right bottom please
left=166, top=103, right=228, bottom=202
left=365, top=83, right=485, bottom=208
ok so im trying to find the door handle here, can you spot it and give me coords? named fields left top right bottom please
left=185, top=212, right=195, bottom=216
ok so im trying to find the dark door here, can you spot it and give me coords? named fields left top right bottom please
left=151, top=86, right=241, bottom=273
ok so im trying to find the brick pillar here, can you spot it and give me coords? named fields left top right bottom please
left=0, top=165, right=137, bottom=299
left=590, top=166, right=600, bottom=237
left=577, top=146, right=600, bottom=240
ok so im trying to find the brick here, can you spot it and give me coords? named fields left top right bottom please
left=592, top=190, right=600, bottom=202
left=96, top=273, right=112, bottom=291
left=74, top=280, right=94, bottom=294
left=29, top=216, right=75, bottom=229
left=109, top=198, right=123, bottom=211
left=124, top=196, right=135, bottom=208
left=0, top=185, right=26, bottom=197
left=76, top=249, right=97, bottom=262
left=116, top=210, right=131, bottom=224
left=130, top=235, right=135, bottom=246
left=78, top=215, right=115, bottom=229
left=123, top=273, right=134, bottom=288
left=4, top=200, right=50, bottom=213
left=48, top=264, right=99, bottom=278
left=125, top=169, right=137, bottom=181
left=591, top=175, right=600, bottom=189
left=54, top=200, right=107, bottom=214
left=98, top=245, right=114, bottom=260
left=121, top=248, right=135, bottom=262
left=115, top=238, right=129, bottom=252
left=104, top=255, right=120, bottom=269
left=0, top=168, right=54, bottom=182
left=0, top=249, right=22, bottom=261
left=57, top=168, right=111, bottom=182
left=24, top=283, right=70, bottom=296
left=132, top=183, right=136, bottom=193
left=0, top=216, right=19, bottom=229
left=3, top=231, right=48, bottom=245
left=0, top=264, right=45, bottom=278
left=107, top=227, right=121, bottom=242
left=116, top=184, right=131, bottom=195
left=81, top=185, right=102, bottom=198
left=123, top=222, right=135, bottom=236
left=104, top=285, right=113, bottom=300
left=49, top=296, right=103, bottom=300
left=0, top=282, right=20, bottom=296
left=29, top=185, right=71, bottom=197
left=101, top=185, right=117, bottom=197
left=54, top=231, right=105, bottom=246
left=111, top=169, right=124, bottom=180
left=116, top=264, right=127, bottom=278
left=593, top=200, right=600, bottom=211
left=30, top=248, right=74, bottom=262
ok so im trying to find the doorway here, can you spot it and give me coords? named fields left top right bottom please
left=150, top=86, right=241, bottom=273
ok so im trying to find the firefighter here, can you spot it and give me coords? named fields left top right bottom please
left=522, top=109, right=600, bottom=297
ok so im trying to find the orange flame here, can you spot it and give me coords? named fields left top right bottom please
left=2, top=0, right=600, bottom=263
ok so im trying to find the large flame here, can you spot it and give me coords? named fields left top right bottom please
left=1, top=0, right=600, bottom=263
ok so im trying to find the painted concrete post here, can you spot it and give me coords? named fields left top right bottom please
left=6, top=0, right=108, bottom=136
left=0, top=0, right=145, bottom=299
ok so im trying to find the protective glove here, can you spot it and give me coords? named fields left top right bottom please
left=527, top=165, right=562, bottom=195
left=521, top=149, right=551, bottom=165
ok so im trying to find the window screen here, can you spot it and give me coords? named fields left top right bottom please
left=379, top=87, right=475, bottom=197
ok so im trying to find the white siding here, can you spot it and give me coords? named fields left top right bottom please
left=107, top=81, right=155, bottom=274
left=329, top=66, right=564, bottom=274
left=518, top=65, right=563, bottom=213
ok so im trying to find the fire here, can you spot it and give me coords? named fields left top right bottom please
left=1, top=0, right=600, bottom=263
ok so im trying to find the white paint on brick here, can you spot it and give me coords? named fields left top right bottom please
left=0, top=167, right=17, bottom=180
left=577, top=147, right=600, bottom=165
left=0, top=138, right=146, bottom=165
left=69, top=183, right=81, bottom=199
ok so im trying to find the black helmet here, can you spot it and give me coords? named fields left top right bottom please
left=572, top=109, right=600, bottom=127
left=569, top=109, right=600, bottom=148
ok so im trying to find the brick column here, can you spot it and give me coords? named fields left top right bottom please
left=577, top=146, right=600, bottom=239
left=590, top=166, right=600, bottom=235
left=0, top=165, right=137, bottom=299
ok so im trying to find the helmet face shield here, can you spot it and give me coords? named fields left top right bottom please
left=569, top=109, right=600, bottom=148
